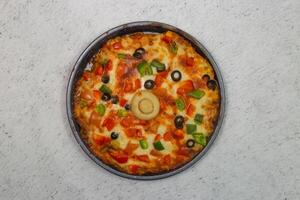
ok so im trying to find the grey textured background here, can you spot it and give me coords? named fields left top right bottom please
left=0, top=0, right=299, bottom=200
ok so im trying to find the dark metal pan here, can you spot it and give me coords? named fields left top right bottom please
left=66, top=21, right=226, bottom=180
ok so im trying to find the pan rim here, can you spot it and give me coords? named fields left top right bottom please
left=66, top=21, right=226, bottom=180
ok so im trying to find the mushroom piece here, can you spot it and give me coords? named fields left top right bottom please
left=131, top=90, right=160, bottom=120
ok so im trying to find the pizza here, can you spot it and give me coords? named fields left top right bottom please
left=73, top=31, right=220, bottom=175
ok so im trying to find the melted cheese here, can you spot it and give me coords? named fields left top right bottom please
left=73, top=31, right=220, bottom=175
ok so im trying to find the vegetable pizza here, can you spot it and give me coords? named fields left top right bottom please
left=73, top=31, right=220, bottom=175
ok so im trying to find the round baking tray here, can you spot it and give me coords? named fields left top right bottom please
left=66, top=21, right=225, bottom=180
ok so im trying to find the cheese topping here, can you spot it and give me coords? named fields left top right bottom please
left=73, top=31, right=220, bottom=175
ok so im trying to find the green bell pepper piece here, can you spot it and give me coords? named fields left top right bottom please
left=117, top=53, right=127, bottom=59
left=117, top=109, right=127, bottom=117
left=139, top=140, right=148, bottom=149
left=175, top=98, right=185, bottom=111
left=79, top=100, right=87, bottom=108
left=169, top=41, right=178, bottom=54
left=193, top=133, right=206, bottom=146
left=100, top=58, right=108, bottom=66
left=95, top=104, right=106, bottom=116
left=99, top=84, right=112, bottom=94
left=153, top=141, right=164, bottom=151
left=186, top=124, right=197, bottom=134
left=150, top=59, right=166, bottom=72
left=188, top=89, right=205, bottom=99
left=137, top=61, right=153, bottom=76
left=194, top=113, right=204, bottom=124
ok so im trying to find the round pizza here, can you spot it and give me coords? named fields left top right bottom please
left=73, top=31, right=220, bottom=175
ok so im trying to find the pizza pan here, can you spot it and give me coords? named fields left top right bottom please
left=66, top=21, right=225, bottom=180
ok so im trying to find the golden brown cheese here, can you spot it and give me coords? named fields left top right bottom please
left=73, top=31, right=220, bottom=175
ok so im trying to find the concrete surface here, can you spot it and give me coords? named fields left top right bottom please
left=0, top=0, right=299, bottom=199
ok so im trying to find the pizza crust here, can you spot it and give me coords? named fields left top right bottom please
left=73, top=31, right=220, bottom=175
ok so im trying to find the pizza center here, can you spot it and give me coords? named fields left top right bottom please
left=131, top=90, right=160, bottom=120
left=138, top=98, right=154, bottom=114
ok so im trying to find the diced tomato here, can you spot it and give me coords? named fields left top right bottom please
left=110, top=151, right=128, bottom=163
left=163, top=132, right=173, bottom=141
left=129, top=164, right=140, bottom=174
left=120, top=115, right=132, bottom=127
left=186, top=57, right=195, bottom=66
left=116, top=62, right=127, bottom=78
left=123, top=79, right=133, bottom=92
left=93, top=134, right=111, bottom=146
left=194, top=78, right=206, bottom=89
left=102, top=117, right=115, bottom=131
left=135, top=130, right=143, bottom=138
left=180, top=56, right=195, bottom=67
left=95, top=66, right=103, bottom=75
left=159, top=100, right=167, bottom=110
left=100, top=136, right=111, bottom=145
left=163, top=154, right=172, bottom=165
left=112, top=42, right=122, bottom=50
left=162, top=36, right=172, bottom=43
left=159, top=71, right=169, bottom=78
left=89, top=111, right=101, bottom=126
left=82, top=72, right=90, bottom=81
left=125, top=128, right=143, bottom=138
left=155, top=75, right=164, bottom=87
left=137, top=120, right=147, bottom=126
left=124, top=142, right=139, bottom=155
left=129, top=165, right=140, bottom=173
left=175, top=155, right=186, bottom=163
left=153, top=88, right=167, bottom=98
left=119, top=98, right=127, bottom=107
left=134, top=79, right=141, bottom=90
left=137, top=155, right=150, bottom=162
left=124, top=128, right=136, bottom=137
left=177, top=147, right=190, bottom=156
left=80, top=90, right=93, bottom=101
left=186, top=103, right=196, bottom=117
left=176, top=80, right=194, bottom=95
left=173, top=130, right=185, bottom=139
left=150, top=149, right=162, bottom=157
left=104, top=60, right=113, bottom=72
left=154, top=134, right=161, bottom=141
left=93, top=90, right=101, bottom=101
left=155, top=71, right=169, bottom=87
